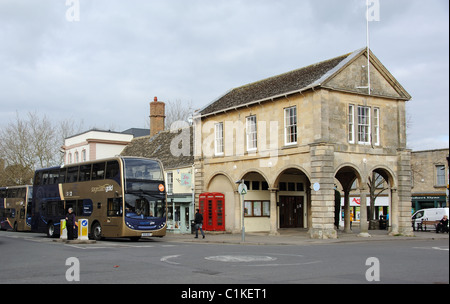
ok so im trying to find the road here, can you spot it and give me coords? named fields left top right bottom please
left=0, top=231, right=448, bottom=285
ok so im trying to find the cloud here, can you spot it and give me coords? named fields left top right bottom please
left=0, top=0, right=448, bottom=151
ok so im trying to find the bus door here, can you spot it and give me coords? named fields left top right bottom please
left=17, top=203, right=27, bottom=231
left=103, top=197, right=123, bottom=237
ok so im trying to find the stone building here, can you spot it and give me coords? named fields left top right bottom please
left=193, top=48, right=413, bottom=239
left=411, top=148, right=449, bottom=211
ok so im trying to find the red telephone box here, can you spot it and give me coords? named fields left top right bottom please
left=199, top=193, right=225, bottom=231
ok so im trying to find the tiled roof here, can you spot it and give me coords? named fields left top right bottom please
left=199, top=51, right=357, bottom=116
left=121, top=127, right=194, bottom=170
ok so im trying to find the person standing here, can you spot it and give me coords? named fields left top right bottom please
left=194, top=209, right=205, bottom=239
left=66, top=208, right=77, bottom=240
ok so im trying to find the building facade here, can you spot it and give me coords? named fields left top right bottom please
left=62, top=129, right=134, bottom=165
left=411, top=148, right=449, bottom=211
left=193, top=48, right=413, bottom=239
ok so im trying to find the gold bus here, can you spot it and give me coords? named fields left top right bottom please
left=0, top=185, right=33, bottom=232
left=31, top=157, right=167, bottom=241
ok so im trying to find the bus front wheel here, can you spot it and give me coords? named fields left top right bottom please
left=47, top=222, right=56, bottom=238
left=91, top=222, right=103, bottom=241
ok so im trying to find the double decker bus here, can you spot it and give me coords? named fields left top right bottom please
left=31, top=157, right=167, bottom=241
left=0, top=185, right=33, bottom=232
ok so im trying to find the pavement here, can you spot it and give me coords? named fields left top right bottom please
left=165, top=227, right=449, bottom=246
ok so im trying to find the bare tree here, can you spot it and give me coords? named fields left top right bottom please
left=0, top=111, right=83, bottom=186
left=164, top=99, right=194, bottom=129
left=367, top=172, right=389, bottom=224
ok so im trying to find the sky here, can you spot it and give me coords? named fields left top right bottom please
left=0, top=0, right=448, bottom=151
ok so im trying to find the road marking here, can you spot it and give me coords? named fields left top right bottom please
left=65, top=244, right=110, bottom=250
left=413, top=246, right=449, bottom=251
left=205, top=255, right=277, bottom=263
left=241, top=260, right=322, bottom=267
left=161, top=255, right=182, bottom=265
left=432, top=247, right=449, bottom=251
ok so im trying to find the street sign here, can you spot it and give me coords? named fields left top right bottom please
left=238, top=182, right=248, bottom=242
left=78, top=219, right=89, bottom=240
left=238, top=183, right=248, bottom=195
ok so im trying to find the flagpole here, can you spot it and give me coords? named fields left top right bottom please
left=366, top=0, right=371, bottom=95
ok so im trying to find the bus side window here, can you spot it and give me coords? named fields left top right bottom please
left=107, top=198, right=122, bottom=217
left=106, top=161, right=120, bottom=179
left=48, top=170, right=59, bottom=185
left=79, top=165, right=92, bottom=182
left=34, top=172, right=43, bottom=185
left=67, top=166, right=79, bottom=183
left=42, top=172, right=49, bottom=185
left=92, top=163, right=106, bottom=180
left=58, top=168, right=67, bottom=183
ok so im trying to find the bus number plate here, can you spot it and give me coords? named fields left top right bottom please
left=142, top=233, right=153, bottom=237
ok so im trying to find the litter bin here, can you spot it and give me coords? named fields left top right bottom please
left=379, top=215, right=387, bottom=230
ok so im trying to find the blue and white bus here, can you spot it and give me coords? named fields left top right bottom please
left=31, top=157, right=167, bottom=241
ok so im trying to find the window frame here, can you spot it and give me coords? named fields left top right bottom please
left=373, top=107, right=380, bottom=146
left=436, top=165, right=446, bottom=187
left=214, top=122, right=224, bottom=156
left=284, top=106, right=298, bottom=146
left=348, top=104, right=355, bottom=144
left=244, top=200, right=270, bottom=217
left=357, top=105, right=371, bottom=145
left=246, top=115, right=258, bottom=152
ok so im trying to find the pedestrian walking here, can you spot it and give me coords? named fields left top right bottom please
left=194, top=209, right=205, bottom=239
left=66, top=208, right=77, bottom=240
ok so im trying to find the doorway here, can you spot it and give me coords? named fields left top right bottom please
left=279, top=196, right=304, bottom=228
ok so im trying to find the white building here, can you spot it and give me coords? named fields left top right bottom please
left=62, top=129, right=148, bottom=165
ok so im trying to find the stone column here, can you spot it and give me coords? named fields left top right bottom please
left=233, top=190, right=241, bottom=234
left=359, top=187, right=371, bottom=237
left=269, top=188, right=279, bottom=235
left=309, top=143, right=337, bottom=239
left=396, top=149, right=414, bottom=236
left=343, top=190, right=352, bottom=233
left=389, top=187, right=399, bottom=235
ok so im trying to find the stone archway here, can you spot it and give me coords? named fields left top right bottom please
left=368, top=167, right=396, bottom=234
left=239, top=171, right=272, bottom=233
left=206, top=173, right=236, bottom=233
left=335, top=165, right=362, bottom=234
left=274, top=168, right=312, bottom=231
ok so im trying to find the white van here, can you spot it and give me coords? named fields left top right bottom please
left=412, top=207, right=449, bottom=231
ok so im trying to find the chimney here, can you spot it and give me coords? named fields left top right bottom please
left=150, top=96, right=166, bottom=137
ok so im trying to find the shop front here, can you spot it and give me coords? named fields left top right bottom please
left=412, top=194, right=447, bottom=213
left=167, top=195, right=193, bottom=234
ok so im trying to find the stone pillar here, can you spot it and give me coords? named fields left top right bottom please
left=233, top=190, right=241, bottom=234
left=359, top=187, right=371, bottom=237
left=309, top=143, right=337, bottom=239
left=269, top=188, right=279, bottom=235
left=389, top=187, right=399, bottom=235
left=193, top=160, right=204, bottom=210
left=343, top=190, right=352, bottom=233
left=396, top=150, right=414, bottom=236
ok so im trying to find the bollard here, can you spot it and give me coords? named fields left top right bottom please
left=78, top=219, right=89, bottom=241
left=60, top=219, right=67, bottom=240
